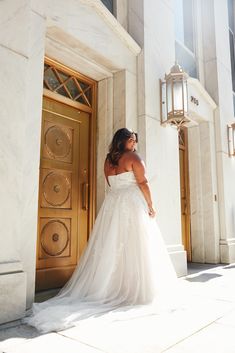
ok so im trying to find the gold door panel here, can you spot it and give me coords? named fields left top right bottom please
left=36, top=96, right=90, bottom=291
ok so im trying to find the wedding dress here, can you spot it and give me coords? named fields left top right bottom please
left=22, top=170, right=188, bottom=333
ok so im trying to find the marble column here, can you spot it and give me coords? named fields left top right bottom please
left=188, top=120, right=220, bottom=263
left=128, top=0, right=187, bottom=276
left=0, top=0, right=46, bottom=322
left=202, top=0, right=235, bottom=263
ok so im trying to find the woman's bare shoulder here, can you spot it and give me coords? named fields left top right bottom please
left=123, top=150, right=139, bottom=157
left=126, top=150, right=143, bottom=162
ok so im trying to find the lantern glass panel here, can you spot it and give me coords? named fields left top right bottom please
left=173, top=80, right=183, bottom=112
left=183, top=80, right=188, bottom=113
left=161, top=80, right=167, bottom=122
left=166, top=81, right=173, bottom=115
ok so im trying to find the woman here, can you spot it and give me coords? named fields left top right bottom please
left=22, top=128, right=180, bottom=333
left=104, top=128, right=157, bottom=218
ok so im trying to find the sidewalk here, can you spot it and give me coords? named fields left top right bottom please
left=0, top=263, right=235, bottom=353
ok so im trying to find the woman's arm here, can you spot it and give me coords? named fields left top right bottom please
left=131, top=152, right=156, bottom=218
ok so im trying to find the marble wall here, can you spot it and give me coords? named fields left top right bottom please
left=128, top=0, right=187, bottom=276
left=1, top=0, right=234, bottom=325
left=201, top=0, right=235, bottom=262
left=0, top=0, right=45, bottom=322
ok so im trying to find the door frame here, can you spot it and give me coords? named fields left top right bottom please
left=42, top=56, right=97, bottom=236
left=179, top=127, right=192, bottom=262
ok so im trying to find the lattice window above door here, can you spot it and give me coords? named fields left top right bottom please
left=43, top=63, right=92, bottom=107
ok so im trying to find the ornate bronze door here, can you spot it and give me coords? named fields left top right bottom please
left=36, top=96, right=90, bottom=290
left=179, top=127, right=192, bottom=262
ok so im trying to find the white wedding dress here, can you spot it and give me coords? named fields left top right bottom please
left=23, top=171, right=188, bottom=333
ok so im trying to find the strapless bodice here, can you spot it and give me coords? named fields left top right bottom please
left=108, top=170, right=138, bottom=190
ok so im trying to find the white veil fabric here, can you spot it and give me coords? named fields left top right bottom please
left=22, top=171, right=191, bottom=333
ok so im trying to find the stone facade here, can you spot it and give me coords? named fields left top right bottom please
left=0, top=0, right=235, bottom=325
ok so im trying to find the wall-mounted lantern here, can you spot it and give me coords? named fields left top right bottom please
left=160, top=63, right=191, bottom=129
left=227, top=123, right=235, bottom=157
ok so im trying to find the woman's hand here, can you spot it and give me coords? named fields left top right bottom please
left=148, top=205, right=157, bottom=218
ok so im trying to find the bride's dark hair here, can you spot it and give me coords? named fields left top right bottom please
left=106, top=128, right=138, bottom=166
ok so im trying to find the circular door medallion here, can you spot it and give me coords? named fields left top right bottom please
left=41, top=220, right=69, bottom=256
left=43, top=172, right=70, bottom=206
left=45, top=125, right=71, bottom=159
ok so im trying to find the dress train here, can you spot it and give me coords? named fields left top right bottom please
left=22, top=171, right=190, bottom=333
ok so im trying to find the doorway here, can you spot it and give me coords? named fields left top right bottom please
left=36, top=58, right=97, bottom=291
left=178, top=127, right=192, bottom=262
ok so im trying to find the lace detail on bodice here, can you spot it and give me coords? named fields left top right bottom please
left=105, top=170, right=149, bottom=222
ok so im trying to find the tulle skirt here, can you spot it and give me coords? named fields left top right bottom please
left=22, top=183, right=188, bottom=333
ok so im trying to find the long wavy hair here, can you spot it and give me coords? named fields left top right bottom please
left=106, top=128, right=138, bottom=166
